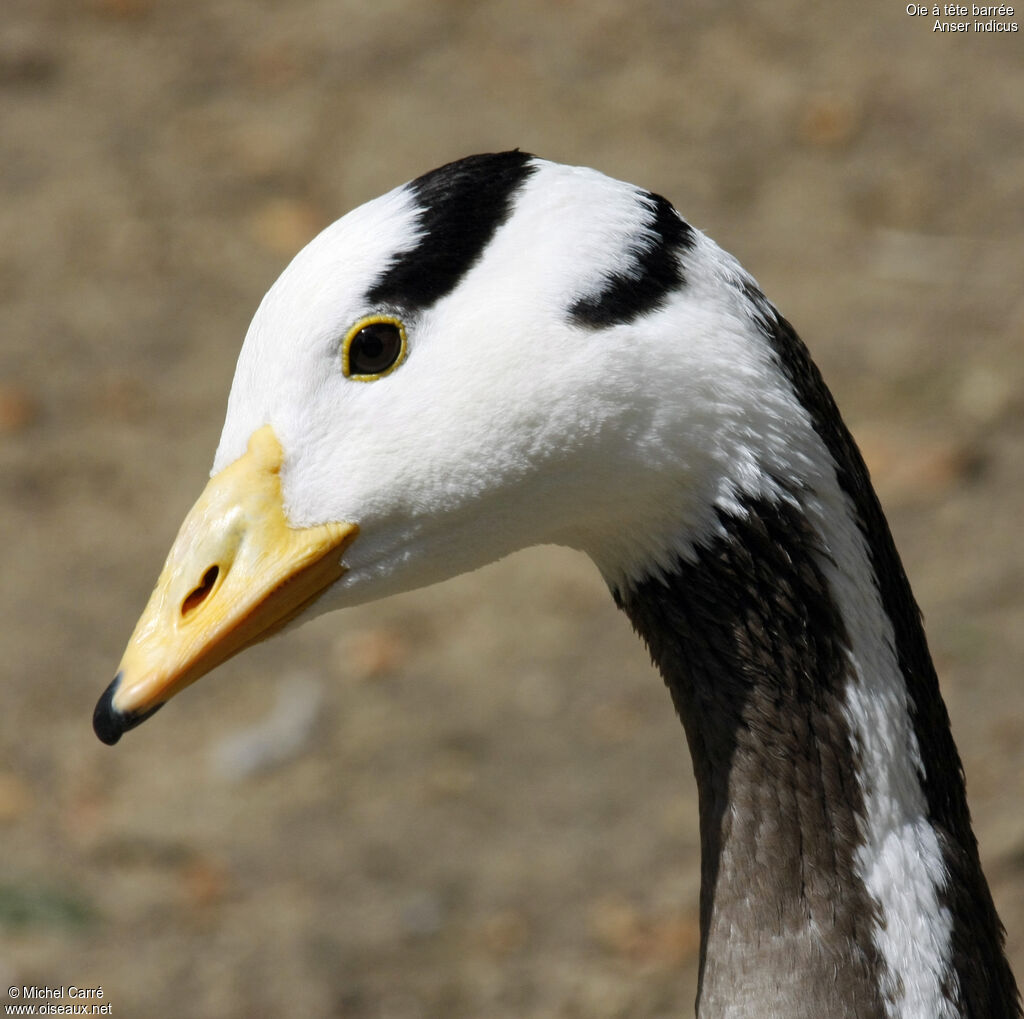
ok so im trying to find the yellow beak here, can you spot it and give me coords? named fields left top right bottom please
left=94, top=425, right=358, bottom=744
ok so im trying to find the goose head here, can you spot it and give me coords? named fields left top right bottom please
left=94, top=151, right=820, bottom=742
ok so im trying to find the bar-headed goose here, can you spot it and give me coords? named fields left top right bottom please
left=94, top=152, right=1021, bottom=1018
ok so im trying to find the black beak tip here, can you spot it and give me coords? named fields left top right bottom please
left=93, top=673, right=164, bottom=745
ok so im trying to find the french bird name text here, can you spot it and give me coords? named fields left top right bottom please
left=906, top=2, right=1019, bottom=28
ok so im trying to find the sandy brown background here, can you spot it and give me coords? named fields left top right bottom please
left=2, top=1, right=1022, bottom=1016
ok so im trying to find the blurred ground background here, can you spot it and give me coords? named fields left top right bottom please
left=1, top=1, right=1023, bottom=1016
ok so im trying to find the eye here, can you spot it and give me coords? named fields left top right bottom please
left=342, top=316, right=407, bottom=379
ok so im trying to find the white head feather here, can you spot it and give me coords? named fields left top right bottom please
left=213, top=157, right=823, bottom=607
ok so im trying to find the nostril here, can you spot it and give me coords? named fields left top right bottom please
left=181, top=565, right=220, bottom=617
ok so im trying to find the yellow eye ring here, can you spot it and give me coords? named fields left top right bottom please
left=342, top=315, right=408, bottom=381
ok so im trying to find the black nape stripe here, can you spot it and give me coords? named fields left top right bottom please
left=739, top=278, right=1022, bottom=1017
left=569, top=191, right=695, bottom=328
left=366, top=150, right=538, bottom=313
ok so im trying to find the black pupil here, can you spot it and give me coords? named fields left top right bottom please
left=350, top=322, right=401, bottom=375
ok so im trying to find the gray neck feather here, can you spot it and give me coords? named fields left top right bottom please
left=611, top=291, right=1020, bottom=1019
left=606, top=276, right=1015, bottom=1019
left=617, top=495, right=887, bottom=1018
